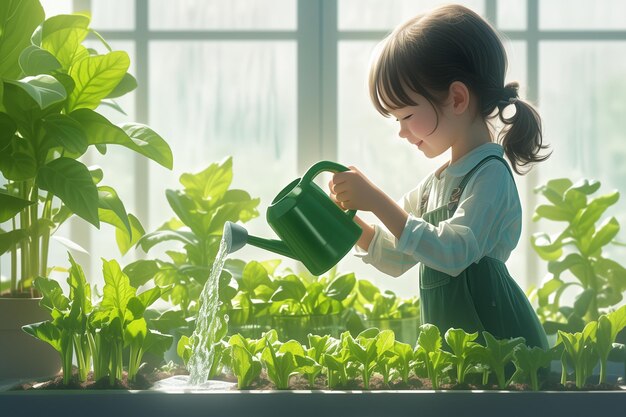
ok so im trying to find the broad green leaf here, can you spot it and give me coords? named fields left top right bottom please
left=0, top=136, right=37, bottom=180
left=531, top=233, right=563, bottom=261
left=120, top=123, right=173, bottom=169
left=0, top=189, right=34, bottom=222
left=573, top=288, right=595, bottom=317
left=534, top=204, right=574, bottom=222
left=36, top=157, right=100, bottom=228
left=97, top=185, right=131, bottom=236
left=587, top=217, right=620, bottom=255
left=417, top=323, right=442, bottom=353
left=240, top=261, right=272, bottom=292
left=0, top=0, right=45, bottom=79
left=575, top=191, right=620, bottom=234
left=19, top=45, right=62, bottom=76
left=179, top=157, right=232, bottom=203
left=136, top=229, right=197, bottom=253
left=271, top=275, right=307, bottom=302
left=67, top=252, right=92, bottom=315
left=534, top=178, right=572, bottom=198
left=22, top=321, right=62, bottom=353
left=101, top=258, right=136, bottom=313
left=324, top=272, right=356, bottom=302
left=0, top=229, right=28, bottom=255
left=4, top=75, right=66, bottom=110
left=105, top=72, right=137, bottom=98
left=115, top=213, right=145, bottom=256
left=42, top=113, right=87, bottom=155
left=124, top=318, right=147, bottom=348
left=40, top=14, right=90, bottom=70
left=67, top=51, right=130, bottom=111
left=33, top=276, right=70, bottom=312
left=123, top=259, right=161, bottom=288
left=358, top=279, right=380, bottom=302
left=568, top=179, right=601, bottom=195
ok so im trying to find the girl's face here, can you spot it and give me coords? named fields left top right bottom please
left=389, top=89, right=455, bottom=158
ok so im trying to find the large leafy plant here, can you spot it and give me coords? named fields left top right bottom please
left=531, top=178, right=626, bottom=334
left=124, top=157, right=260, bottom=335
left=0, top=2, right=172, bottom=296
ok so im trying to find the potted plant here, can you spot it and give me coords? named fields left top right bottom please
left=529, top=178, right=626, bottom=346
left=0, top=1, right=172, bottom=378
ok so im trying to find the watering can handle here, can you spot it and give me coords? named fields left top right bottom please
left=301, top=160, right=357, bottom=219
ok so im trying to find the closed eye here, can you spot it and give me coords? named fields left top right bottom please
left=395, top=114, right=413, bottom=122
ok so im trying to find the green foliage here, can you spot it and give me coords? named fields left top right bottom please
left=0, top=3, right=172, bottom=295
left=531, top=178, right=626, bottom=334
left=444, top=328, right=483, bottom=384
left=22, top=253, right=172, bottom=385
left=353, top=279, right=420, bottom=320
left=472, top=331, right=525, bottom=389
left=124, top=158, right=260, bottom=334
left=511, top=344, right=556, bottom=391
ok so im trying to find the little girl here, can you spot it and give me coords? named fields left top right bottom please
left=329, top=4, right=551, bottom=355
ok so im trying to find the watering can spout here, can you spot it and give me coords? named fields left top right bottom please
left=222, top=221, right=298, bottom=260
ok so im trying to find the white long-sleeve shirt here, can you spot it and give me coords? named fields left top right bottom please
left=352, top=142, right=522, bottom=278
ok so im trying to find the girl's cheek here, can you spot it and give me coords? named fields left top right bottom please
left=409, top=114, right=438, bottom=137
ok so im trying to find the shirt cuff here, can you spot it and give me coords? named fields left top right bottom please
left=397, top=213, right=427, bottom=256
left=351, top=223, right=382, bottom=263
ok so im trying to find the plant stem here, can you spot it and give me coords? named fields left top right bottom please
left=10, top=217, right=17, bottom=294
left=29, top=184, right=39, bottom=295
left=40, top=192, right=53, bottom=277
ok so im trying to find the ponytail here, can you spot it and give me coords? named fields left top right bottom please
left=496, top=81, right=551, bottom=175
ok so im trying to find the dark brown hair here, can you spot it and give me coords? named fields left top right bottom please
left=369, top=4, right=550, bottom=174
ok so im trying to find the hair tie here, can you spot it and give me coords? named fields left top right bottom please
left=498, top=97, right=518, bottom=107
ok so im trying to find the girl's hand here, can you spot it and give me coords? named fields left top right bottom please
left=328, top=165, right=383, bottom=212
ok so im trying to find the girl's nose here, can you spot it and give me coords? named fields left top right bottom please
left=398, top=125, right=408, bottom=139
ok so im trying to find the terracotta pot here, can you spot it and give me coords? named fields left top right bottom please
left=0, top=297, right=61, bottom=379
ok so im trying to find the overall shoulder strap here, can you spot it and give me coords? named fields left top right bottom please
left=447, top=155, right=515, bottom=213
left=419, top=174, right=436, bottom=215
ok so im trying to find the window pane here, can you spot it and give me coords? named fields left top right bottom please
left=538, top=41, right=626, bottom=304
left=40, top=0, right=72, bottom=17
left=149, top=0, right=296, bottom=30
left=90, top=0, right=135, bottom=30
left=148, top=41, right=298, bottom=267
left=497, top=0, right=526, bottom=30
left=540, top=0, right=626, bottom=30
left=338, top=0, right=485, bottom=31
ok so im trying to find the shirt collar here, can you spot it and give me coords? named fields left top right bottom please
left=438, top=142, right=504, bottom=179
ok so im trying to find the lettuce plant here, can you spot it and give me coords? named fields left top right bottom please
left=23, top=253, right=91, bottom=384
left=511, top=344, right=555, bottom=391
left=531, top=178, right=626, bottom=335
left=472, top=331, right=525, bottom=389
left=389, top=341, right=415, bottom=384
left=23, top=254, right=171, bottom=385
left=344, top=328, right=395, bottom=389
left=261, top=339, right=305, bottom=389
left=557, top=320, right=600, bottom=388
left=0, top=5, right=172, bottom=296
left=594, top=305, right=626, bottom=383
left=225, top=334, right=264, bottom=389
left=444, top=328, right=484, bottom=384
left=415, top=324, right=454, bottom=389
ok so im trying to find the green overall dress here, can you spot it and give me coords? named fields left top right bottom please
left=418, top=155, right=549, bottom=378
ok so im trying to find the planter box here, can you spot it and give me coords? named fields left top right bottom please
left=1, top=383, right=626, bottom=417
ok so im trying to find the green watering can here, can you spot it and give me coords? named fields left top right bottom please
left=223, top=161, right=363, bottom=276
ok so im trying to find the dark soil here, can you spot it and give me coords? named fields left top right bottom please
left=10, top=365, right=189, bottom=391
left=10, top=367, right=624, bottom=391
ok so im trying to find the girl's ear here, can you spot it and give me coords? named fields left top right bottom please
left=447, top=81, right=471, bottom=115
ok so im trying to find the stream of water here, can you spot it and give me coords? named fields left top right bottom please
left=187, top=236, right=229, bottom=386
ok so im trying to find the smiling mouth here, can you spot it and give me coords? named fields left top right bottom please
left=416, top=140, right=423, bottom=147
